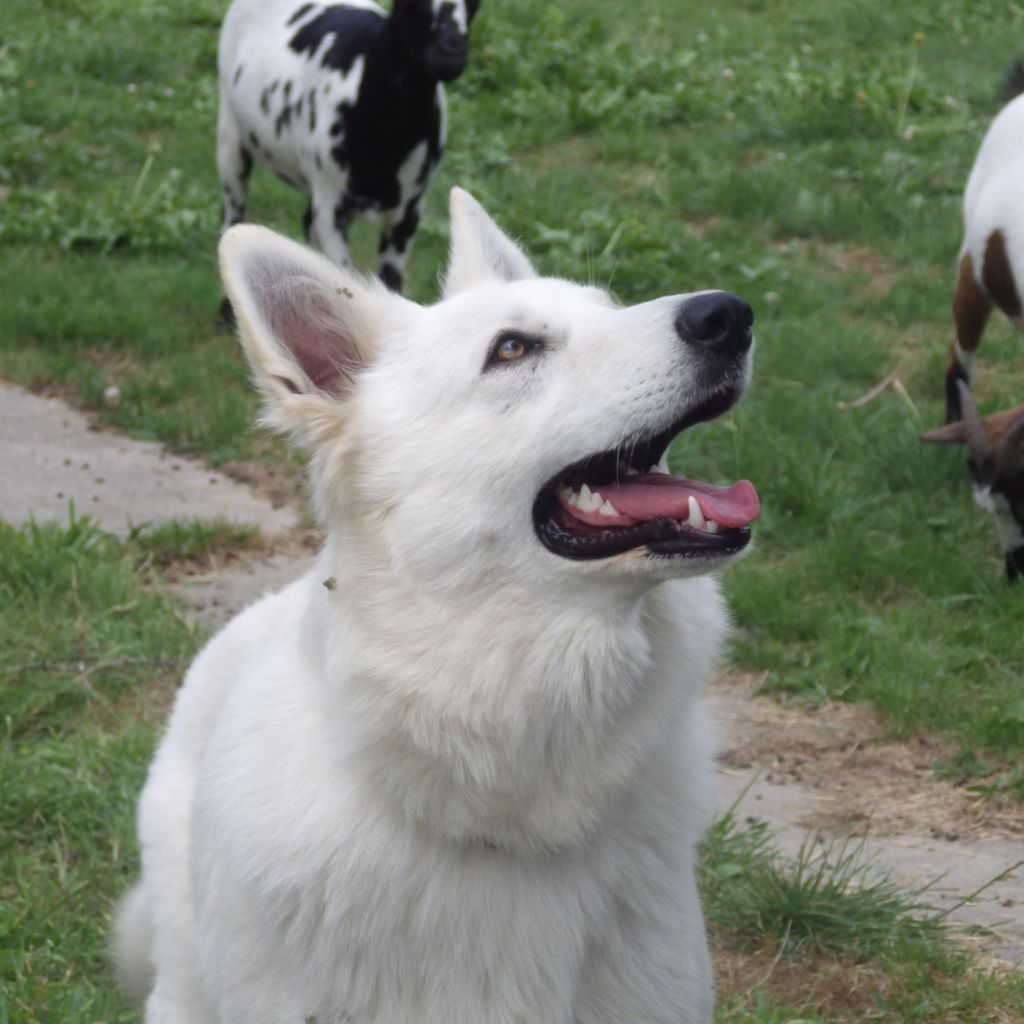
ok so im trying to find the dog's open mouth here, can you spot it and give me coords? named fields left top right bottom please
left=533, top=387, right=760, bottom=561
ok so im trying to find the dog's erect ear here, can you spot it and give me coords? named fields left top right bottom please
left=442, top=187, right=537, bottom=296
left=219, top=225, right=399, bottom=444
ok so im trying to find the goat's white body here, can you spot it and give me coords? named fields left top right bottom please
left=217, top=0, right=461, bottom=287
left=960, top=93, right=1024, bottom=317
left=219, top=0, right=379, bottom=192
left=117, top=192, right=756, bottom=1023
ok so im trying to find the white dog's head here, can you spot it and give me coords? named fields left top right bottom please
left=220, top=188, right=759, bottom=595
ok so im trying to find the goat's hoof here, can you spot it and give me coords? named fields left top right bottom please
left=380, top=265, right=403, bottom=292
left=1007, top=546, right=1024, bottom=583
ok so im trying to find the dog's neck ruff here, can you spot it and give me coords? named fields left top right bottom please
left=313, top=563, right=712, bottom=856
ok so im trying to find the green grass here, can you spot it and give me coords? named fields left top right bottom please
left=0, top=516, right=200, bottom=739
left=0, top=517, right=200, bottom=1021
left=129, top=517, right=261, bottom=569
left=700, top=811, right=943, bottom=960
left=3, top=0, right=1024, bottom=1019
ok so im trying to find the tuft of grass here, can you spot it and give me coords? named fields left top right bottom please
left=699, top=808, right=943, bottom=961
left=129, top=517, right=261, bottom=571
left=934, top=747, right=1024, bottom=803
left=701, top=808, right=1024, bottom=1022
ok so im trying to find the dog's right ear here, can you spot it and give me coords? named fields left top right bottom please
left=442, top=187, right=537, bottom=297
left=219, top=225, right=399, bottom=445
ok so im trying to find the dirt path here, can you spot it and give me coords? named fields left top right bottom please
left=712, top=674, right=1024, bottom=969
left=3, top=381, right=1021, bottom=968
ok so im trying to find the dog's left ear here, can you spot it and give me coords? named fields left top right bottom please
left=220, top=225, right=404, bottom=446
left=442, top=187, right=537, bottom=297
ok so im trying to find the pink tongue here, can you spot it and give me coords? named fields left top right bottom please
left=598, top=472, right=760, bottom=528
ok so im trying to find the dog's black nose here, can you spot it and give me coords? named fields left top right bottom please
left=674, top=292, right=753, bottom=358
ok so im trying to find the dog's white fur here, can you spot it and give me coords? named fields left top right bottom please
left=115, top=189, right=753, bottom=1023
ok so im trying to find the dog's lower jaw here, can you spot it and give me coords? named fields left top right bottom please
left=559, top=541, right=753, bottom=587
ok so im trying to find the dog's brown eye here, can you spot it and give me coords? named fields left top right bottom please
left=486, top=331, right=543, bottom=369
left=497, top=337, right=527, bottom=361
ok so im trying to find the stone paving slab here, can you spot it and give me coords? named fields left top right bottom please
left=0, top=381, right=297, bottom=536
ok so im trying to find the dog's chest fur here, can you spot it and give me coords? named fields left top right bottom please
left=171, top=564, right=722, bottom=1022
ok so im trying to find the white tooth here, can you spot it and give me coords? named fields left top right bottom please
left=567, top=490, right=580, bottom=508
left=687, top=496, right=705, bottom=529
left=557, top=485, right=572, bottom=502
left=626, top=465, right=639, bottom=476
left=598, top=499, right=620, bottom=517
left=579, top=483, right=593, bottom=507
left=585, top=488, right=605, bottom=513
left=705, top=519, right=719, bottom=534
left=649, top=464, right=661, bottom=474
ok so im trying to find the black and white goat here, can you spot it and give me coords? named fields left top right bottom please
left=217, top=0, right=480, bottom=308
left=922, top=382, right=1024, bottom=582
left=943, top=77, right=1024, bottom=423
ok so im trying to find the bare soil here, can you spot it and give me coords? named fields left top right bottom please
left=713, top=941, right=1024, bottom=1023
left=714, top=672, right=1023, bottom=843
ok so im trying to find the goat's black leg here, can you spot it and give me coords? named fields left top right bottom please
left=943, top=363, right=971, bottom=424
left=946, top=252, right=991, bottom=423
left=378, top=199, right=422, bottom=293
left=298, top=191, right=352, bottom=268
left=1006, top=545, right=1024, bottom=583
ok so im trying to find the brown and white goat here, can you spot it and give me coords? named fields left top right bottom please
left=944, top=87, right=1024, bottom=423
left=922, top=382, right=1024, bottom=582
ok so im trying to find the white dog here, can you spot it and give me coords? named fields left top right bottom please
left=114, top=188, right=759, bottom=1024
